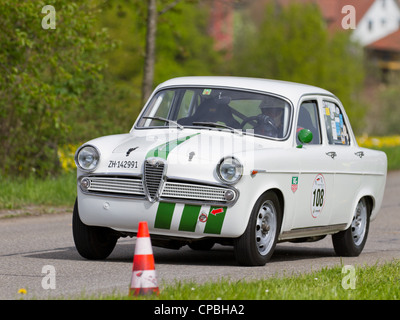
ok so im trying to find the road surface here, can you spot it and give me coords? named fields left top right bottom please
left=0, top=171, right=399, bottom=300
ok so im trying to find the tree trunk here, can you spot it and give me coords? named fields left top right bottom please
left=141, top=0, right=157, bottom=104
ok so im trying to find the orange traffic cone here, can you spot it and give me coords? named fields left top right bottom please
left=129, top=221, right=159, bottom=296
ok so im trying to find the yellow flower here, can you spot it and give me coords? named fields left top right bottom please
left=18, top=288, right=27, bottom=295
left=58, top=143, right=82, bottom=173
left=357, top=135, right=400, bottom=148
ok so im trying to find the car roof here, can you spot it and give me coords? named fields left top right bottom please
left=155, top=76, right=336, bottom=104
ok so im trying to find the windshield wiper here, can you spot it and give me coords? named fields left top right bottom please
left=192, top=121, right=242, bottom=135
left=142, top=116, right=183, bottom=130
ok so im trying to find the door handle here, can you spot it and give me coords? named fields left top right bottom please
left=354, top=151, right=364, bottom=158
left=326, top=151, right=337, bottom=159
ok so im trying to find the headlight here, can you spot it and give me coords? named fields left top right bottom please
left=75, top=145, right=100, bottom=172
left=217, top=157, right=243, bottom=185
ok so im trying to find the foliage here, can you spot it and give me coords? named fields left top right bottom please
left=57, top=143, right=81, bottom=173
left=154, top=1, right=223, bottom=83
left=0, top=172, right=76, bottom=210
left=99, top=0, right=223, bottom=114
left=0, top=0, right=116, bottom=177
left=232, top=3, right=366, bottom=133
left=371, top=80, right=400, bottom=136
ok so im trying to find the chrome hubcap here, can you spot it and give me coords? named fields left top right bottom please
left=352, top=199, right=367, bottom=246
left=255, top=200, right=277, bottom=256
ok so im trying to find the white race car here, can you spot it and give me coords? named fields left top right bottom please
left=73, top=77, right=387, bottom=266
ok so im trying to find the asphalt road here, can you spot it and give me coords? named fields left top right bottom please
left=1, top=171, right=399, bottom=300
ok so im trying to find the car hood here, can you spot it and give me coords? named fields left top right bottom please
left=84, top=129, right=268, bottom=181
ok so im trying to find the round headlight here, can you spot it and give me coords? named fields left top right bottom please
left=75, top=145, right=100, bottom=172
left=217, top=157, right=243, bottom=184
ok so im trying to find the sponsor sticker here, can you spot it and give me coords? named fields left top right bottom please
left=210, top=208, right=224, bottom=215
left=291, top=176, right=298, bottom=193
left=198, top=212, right=208, bottom=223
left=311, top=174, right=326, bottom=218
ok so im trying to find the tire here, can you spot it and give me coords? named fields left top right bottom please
left=234, top=191, right=282, bottom=266
left=332, top=198, right=370, bottom=257
left=72, top=198, right=118, bottom=260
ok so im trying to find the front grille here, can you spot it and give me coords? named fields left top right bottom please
left=143, top=159, right=166, bottom=202
left=79, top=158, right=238, bottom=205
left=80, top=175, right=237, bottom=205
left=162, top=182, right=229, bottom=202
left=85, top=176, right=144, bottom=196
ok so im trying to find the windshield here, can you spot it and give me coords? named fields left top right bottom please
left=136, top=87, right=292, bottom=139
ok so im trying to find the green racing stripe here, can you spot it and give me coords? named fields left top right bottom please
left=204, top=206, right=227, bottom=234
left=154, top=202, right=175, bottom=229
left=155, top=202, right=227, bottom=235
left=145, top=133, right=200, bottom=160
left=179, top=204, right=201, bottom=232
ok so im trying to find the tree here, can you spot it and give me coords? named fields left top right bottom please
left=142, top=0, right=158, bottom=103
left=232, top=2, right=366, bottom=132
left=100, top=0, right=223, bottom=107
left=141, top=0, right=196, bottom=103
left=0, top=1, right=115, bottom=177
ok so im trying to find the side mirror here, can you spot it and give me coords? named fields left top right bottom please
left=297, top=129, right=313, bottom=148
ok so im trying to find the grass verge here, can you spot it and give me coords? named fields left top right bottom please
left=88, top=260, right=400, bottom=300
left=0, top=172, right=76, bottom=210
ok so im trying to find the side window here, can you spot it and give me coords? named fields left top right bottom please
left=141, top=90, right=175, bottom=127
left=296, top=100, right=321, bottom=145
left=323, top=101, right=350, bottom=145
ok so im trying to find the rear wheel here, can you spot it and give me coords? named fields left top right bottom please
left=332, top=198, right=370, bottom=257
left=72, top=198, right=118, bottom=260
left=234, top=191, right=282, bottom=266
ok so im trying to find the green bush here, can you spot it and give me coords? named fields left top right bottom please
left=0, top=1, right=115, bottom=177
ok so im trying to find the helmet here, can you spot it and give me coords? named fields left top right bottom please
left=259, top=97, right=285, bottom=117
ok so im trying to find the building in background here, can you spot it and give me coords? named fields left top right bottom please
left=314, top=0, right=400, bottom=76
left=209, top=0, right=400, bottom=77
left=209, top=0, right=234, bottom=54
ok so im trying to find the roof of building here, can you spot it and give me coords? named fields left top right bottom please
left=275, top=0, right=376, bottom=31
left=367, top=29, right=400, bottom=52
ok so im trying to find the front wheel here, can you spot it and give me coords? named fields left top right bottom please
left=234, top=191, right=282, bottom=266
left=332, top=198, right=370, bottom=257
left=72, top=198, right=118, bottom=260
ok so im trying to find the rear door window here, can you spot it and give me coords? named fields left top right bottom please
left=322, top=101, right=350, bottom=145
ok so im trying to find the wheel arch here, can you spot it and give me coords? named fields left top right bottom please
left=256, top=187, right=285, bottom=233
left=344, top=193, right=375, bottom=230
left=269, top=188, right=285, bottom=219
left=363, top=195, right=374, bottom=216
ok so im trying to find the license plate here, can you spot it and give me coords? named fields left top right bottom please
left=108, top=160, right=139, bottom=169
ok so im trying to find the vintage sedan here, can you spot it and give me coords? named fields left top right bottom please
left=73, top=76, right=387, bottom=266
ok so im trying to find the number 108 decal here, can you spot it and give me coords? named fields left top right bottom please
left=311, top=173, right=326, bottom=218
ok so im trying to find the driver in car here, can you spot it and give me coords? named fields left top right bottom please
left=254, top=99, right=284, bottom=138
